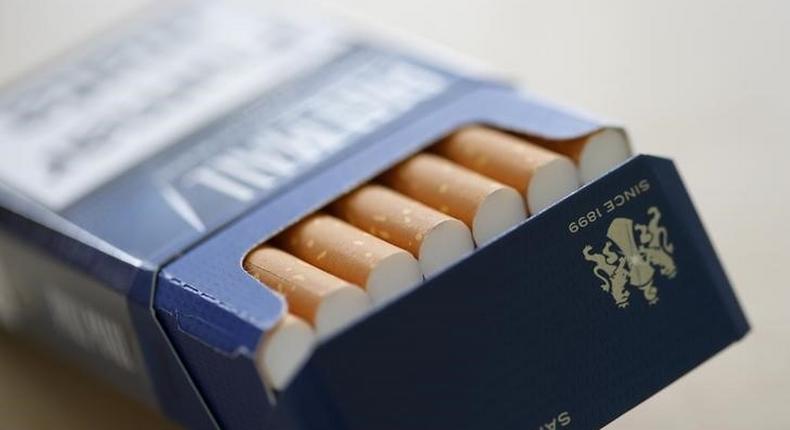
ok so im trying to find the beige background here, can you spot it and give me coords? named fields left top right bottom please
left=1, top=0, right=788, bottom=428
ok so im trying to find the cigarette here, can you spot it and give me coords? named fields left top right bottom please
left=330, top=185, right=474, bottom=277
left=380, top=153, right=526, bottom=246
left=245, top=246, right=371, bottom=340
left=255, top=314, right=315, bottom=391
left=434, top=126, right=579, bottom=214
left=532, top=128, right=631, bottom=184
left=276, top=214, right=423, bottom=305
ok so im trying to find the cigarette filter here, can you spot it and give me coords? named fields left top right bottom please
left=380, top=153, right=526, bottom=245
left=255, top=314, right=315, bottom=391
left=330, top=185, right=474, bottom=277
left=434, top=126, right=579, bottom=214
left=245, top=246, right=371, bottom=339
left=276, top=214, right=423, bottom=304
left=534, top=128, right=631, bottom=183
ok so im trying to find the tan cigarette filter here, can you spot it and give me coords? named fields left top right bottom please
left=380, top=153, right=526, bottom=246
left=245, top=246, right=370, bottom=339
left=532, top=128, right=631, bottom=184
left=434, top=126, right=580, bottom=214
left=276, top=214, right=423, bottom=305
left=255, top=314, right=315, bottom=390
left=330, top=185, right=474, bottom=277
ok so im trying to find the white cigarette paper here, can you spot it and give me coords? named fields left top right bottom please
left=255, top=314, right=315, bottom=391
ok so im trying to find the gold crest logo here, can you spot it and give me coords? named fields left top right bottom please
left=583, top=206, right=677, bottom=308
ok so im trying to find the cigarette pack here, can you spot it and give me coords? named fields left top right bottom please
left=0, top=2, right=748, bottom=429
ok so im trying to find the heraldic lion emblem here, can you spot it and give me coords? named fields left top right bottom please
left=582, top=206, right=677, bottom=308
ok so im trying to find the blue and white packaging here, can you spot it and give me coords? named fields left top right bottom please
left=0, top=2, right=748, bottom=429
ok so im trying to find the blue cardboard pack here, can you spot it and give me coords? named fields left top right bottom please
left=0, top=2, right=748, bottom=429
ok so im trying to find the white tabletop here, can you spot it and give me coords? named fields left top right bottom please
left=0, top=0, right=788, bottom=428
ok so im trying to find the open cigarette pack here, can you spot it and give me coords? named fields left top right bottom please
left=0, top=1, right=749, bottom=429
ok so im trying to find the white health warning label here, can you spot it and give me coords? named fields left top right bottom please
left=0, top=2, right=347, bottom=210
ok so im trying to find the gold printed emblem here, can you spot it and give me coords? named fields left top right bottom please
left=583, top=207, right=677, bottom=308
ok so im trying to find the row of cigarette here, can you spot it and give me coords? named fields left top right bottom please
left=247, top=125, right=631, bottom=389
